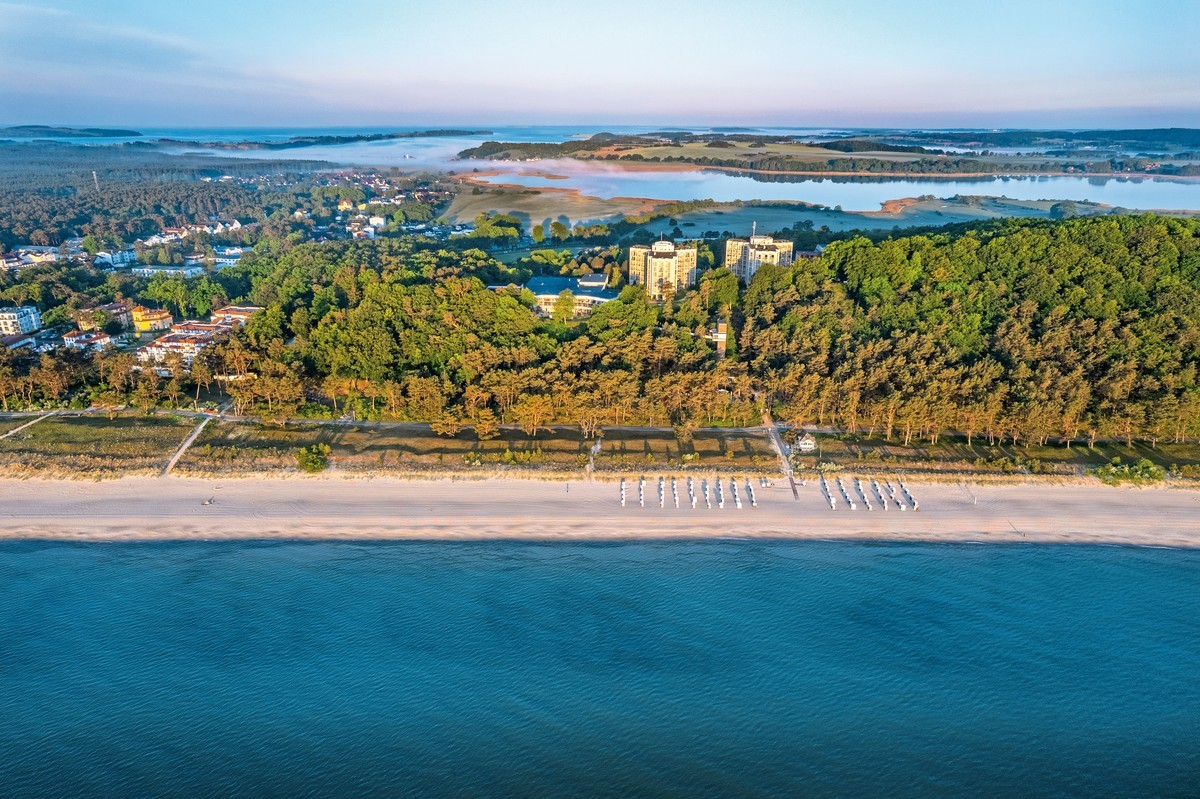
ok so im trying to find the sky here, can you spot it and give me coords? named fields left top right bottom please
left=1, top=0, right=1198, bottom=128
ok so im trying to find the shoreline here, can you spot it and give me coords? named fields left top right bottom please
left=2, top=475, right=1198, bottom=547
left=468, top=158, right=1200, bottom=182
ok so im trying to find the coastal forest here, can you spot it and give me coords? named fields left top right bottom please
left=4, top=215, right=1200, bottom=450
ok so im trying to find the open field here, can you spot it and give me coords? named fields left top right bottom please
left=598, top=141, right=935, bottom=164
left=586, top=141, right=1093, bottom=170
left=4, top=474, right=1200, bottom=547
left=0, top=414, right=194, bottom=477
left=444, top=183, right=657, bottom=227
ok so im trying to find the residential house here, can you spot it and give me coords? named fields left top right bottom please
left=131, top=306, right=174, bottom=333
left=0, top=333, right=35, bottom=351
left=76, top=301, right=133, bottom=332
left=211, top=305, right=262, bottom=326
left=137, top=332, right=214, bottom=367
left=63, top=330, right=113, bottom=351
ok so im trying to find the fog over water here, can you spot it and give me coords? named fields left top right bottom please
left=50, top=126, right=1200, bottom=211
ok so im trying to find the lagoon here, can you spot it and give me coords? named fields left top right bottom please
left=53, top=125, right=1200, bottom=211
left=476, top=164, right=1200, bottom=212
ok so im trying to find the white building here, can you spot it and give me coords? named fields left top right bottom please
left=724, top=230, right=795, bottom=283
left=213, top=246, right=244, bottom=267
left=95, top=249, right=137, bottom=267
left=130, top=265, right=206, bottom=278
left=63, top=330, right=113, bottom=351
left=0, top=306, right=42, bottom=335
left=628, top=240, right=699, bottom=301
left=211, top=305, right=262, bottom=326
left=137, top=332, right=215, bottom=366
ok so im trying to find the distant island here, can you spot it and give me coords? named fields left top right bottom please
left=0, top=125, right=143, bottom=138
left=457, top=130, right=1200, bottom=178
left=170, top=129, right=493, bottom=151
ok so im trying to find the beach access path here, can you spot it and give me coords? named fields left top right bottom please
left=1, top=475, right=1198, bottom=546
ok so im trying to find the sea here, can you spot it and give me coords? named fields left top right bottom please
left=38, top=125, right=1200, bottom=212
left=2, top=540, right=1197, bottom=797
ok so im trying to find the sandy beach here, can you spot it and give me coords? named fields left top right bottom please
left=1, top=475, right=1198, bottom=546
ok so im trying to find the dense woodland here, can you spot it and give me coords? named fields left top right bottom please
left=4, top=215, right=1200, bottom=450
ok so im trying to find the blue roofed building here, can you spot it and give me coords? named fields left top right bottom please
left=524, top=274, right=619, bottom=318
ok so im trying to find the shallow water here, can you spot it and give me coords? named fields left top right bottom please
left=48, top=125, right=1200, bottom=211
left=2, top=540, right=1197, bottom=797
left=476, top=166, right=1200, bottom=211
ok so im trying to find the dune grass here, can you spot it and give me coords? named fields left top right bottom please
left=0, top=414, right=194, bottom=477
left=173, top=421, right=779, bottom=476
left=792, top=432, right=1200, bottom=478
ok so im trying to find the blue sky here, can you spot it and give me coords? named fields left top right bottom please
left=1, top=0, right=1197, bottom=127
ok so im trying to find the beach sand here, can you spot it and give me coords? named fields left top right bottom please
left=1, top=475, right=1198, bottom=546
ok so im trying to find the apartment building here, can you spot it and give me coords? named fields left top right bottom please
left=628, top=240, right=698, bottom=301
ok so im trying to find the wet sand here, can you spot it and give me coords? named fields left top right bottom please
left=1, top=476, right=1198, bottom=546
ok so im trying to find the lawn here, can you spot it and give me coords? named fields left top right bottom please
left=0, top=414, right=195, bottom=477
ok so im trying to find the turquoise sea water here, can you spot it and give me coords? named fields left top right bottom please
left=2, top=541, right=1198, bottom=798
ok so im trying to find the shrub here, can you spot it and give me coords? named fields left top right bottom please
left=1089, top=457, right=1164, bottom=484
left=296, top=443, right=331, bottom=473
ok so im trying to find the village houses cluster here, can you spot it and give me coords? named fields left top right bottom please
left=1, top=299, right=261, bottom=374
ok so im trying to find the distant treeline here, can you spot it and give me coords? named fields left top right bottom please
left=892, top=128, right=1200, bottom=150
left=607, top=153, right=1200, bottom=176
left=459, top=134, right=1200, bottom=176
left=0, top=125, right=142, bottom=138
left=0, top=142, right=329, bottom=191
left=169, top=129, right=493, bottom=151
left=815, top=138, right=945, bottom=155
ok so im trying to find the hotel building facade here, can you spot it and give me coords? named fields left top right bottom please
left=724, top=234, right=795, bottom=282
left=628, top=240, right=699, bottom=301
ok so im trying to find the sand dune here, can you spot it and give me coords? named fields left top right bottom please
left=1, top=475, right=1198, bottom=546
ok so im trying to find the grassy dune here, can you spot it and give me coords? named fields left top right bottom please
left=175, top=421, right=778, bottom=476
left=793, top=432, right=1200, bottom=479
left=0, top=415, right=194, bottom=477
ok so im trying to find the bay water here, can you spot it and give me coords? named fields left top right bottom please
left=2, top=540, right=1197, bottom=797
